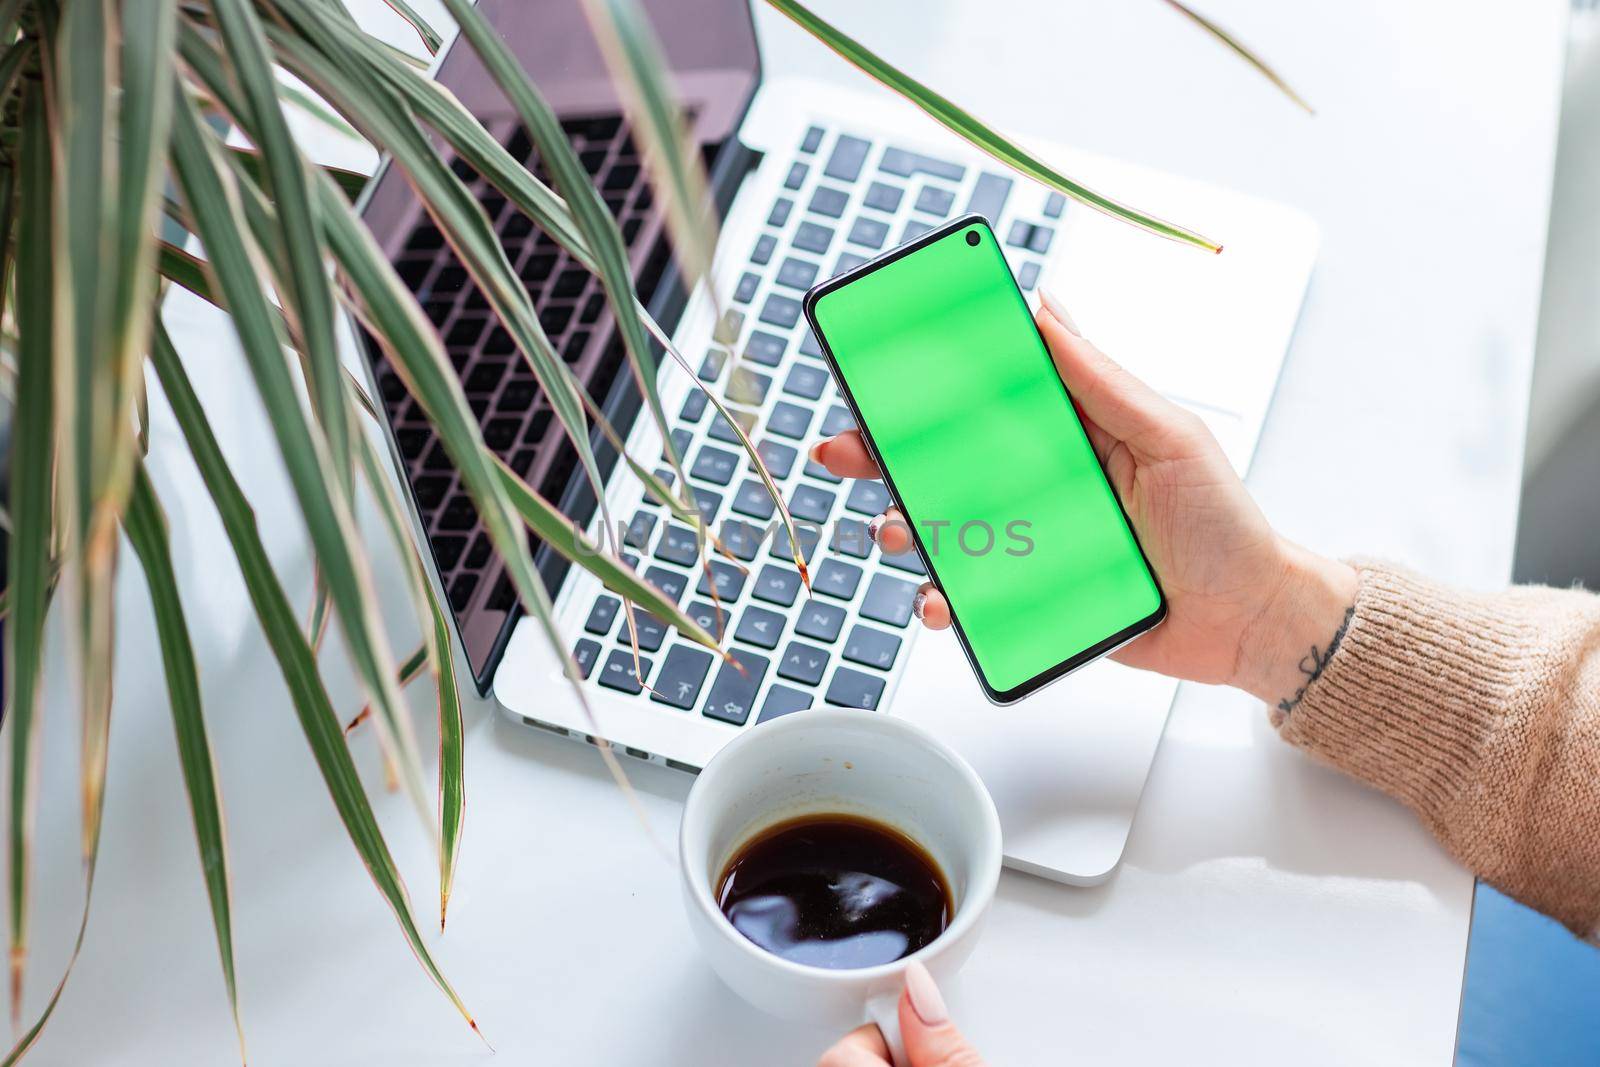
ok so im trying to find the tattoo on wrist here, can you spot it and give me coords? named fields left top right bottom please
left=1276, top=605, right=1355, bottom=717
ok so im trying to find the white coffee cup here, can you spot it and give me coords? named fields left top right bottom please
left=679, top=709, right=1002, bottom=1067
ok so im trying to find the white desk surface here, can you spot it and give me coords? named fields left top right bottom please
left=19, top=0, right=1566, bottom=1063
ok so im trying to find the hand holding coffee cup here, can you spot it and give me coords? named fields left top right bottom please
left=679, top=709, right=1002, bottom=1067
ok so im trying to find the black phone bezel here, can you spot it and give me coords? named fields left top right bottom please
left=801, top=213, right=1167, bottom=705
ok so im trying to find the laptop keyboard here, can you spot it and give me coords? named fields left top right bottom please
left=364, top=113, right=678, bottom=678
left=574, top=121, right=1064, bottom=730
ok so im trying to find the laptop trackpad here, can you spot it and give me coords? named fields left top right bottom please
left=893, top=628, right=1179, bottom=885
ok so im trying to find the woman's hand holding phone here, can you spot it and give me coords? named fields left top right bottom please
left=809, top=293, right=1357, bottom=706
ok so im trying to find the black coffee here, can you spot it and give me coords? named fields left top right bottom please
left=715, top=814, right=952, bottom=970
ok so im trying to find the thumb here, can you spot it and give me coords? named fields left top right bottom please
left=1036, top=288, right=1198, bottom=460
left=898, top=960, right=983, bottom=1067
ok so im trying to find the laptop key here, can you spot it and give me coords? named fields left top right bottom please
left=965, top=172, right=1014, bottom=225
left=844, top=624, right=901, bottom=671
left=644, top=565, right=688, bottom=604
left=703, top=648, right=770, bottom=726
left=821, top=405, right=855, bottom=436
left=768, top=198, right=794, bottom=227
left=692, top=486, right=723, bottom=525
left=834, top=252, right=869, bottom=275
left=585, top=595, right=621, bottom=635
left=720, top=518, right=765, bottom=561
left=752, top=438, right=799, bottom=479
left=663, top=428, right=692, bottom=463
left=900, top=220, right=934, bottom=244
left=830, top=517, right=872, bottom=559
left=771, top=522, right=823, bottom=566
left=735, top=605, right=786, bottom=649
left=728, top=367, right=773, bottom=406
left=758, top=685, right=814, bottom=723
left=714, top=309, right=745, bottom=345
left=433, top=535, right=467, bottom=569
left=825, top=666, right=886, bottom=710
left=800, top=125, right=825, bottom=153
left=847, top=217, right=889, bottom=249
left=784, top=161, right=808, bottom=190
left=783, top=363, right=830, bottom=401
left=808, top=185, right=850, bottom=218
left=860, top=573, right=920, bottom=628
left=915, top=186, right=956, bottom=216
left=679, top=389, right=708, bottom=423
left=767, top=401, right=813, bottom=440
left=776, top=257, right=820, bottom=290
left=799, top=328, right=825, bottom=359
left=789, top=483, right=837, bottom=524
left=863, top=180, right=904, bottom=213
left=751, top=233, right=778, bottom=265
left=793, top=221, right=834, bottom=256
left=617, top=609, right=668, bottom=653
left=745, top=330, right=787, bottom=366
left=624, top=510, right=658, bottom=550
left=1043, top=192, right=1066, bottom=218
left=651, top=645, right=714, bottom=710
left=796, top=600, right=847, bottom=643
left=752, top=564, right=803, bottom=606
left=691, top=446, right=740, bottom=487
left=699, top=348, right=727, bottom=382
left=823, top=134, right=871, bottom=182
left=815, top=559, right=863, bottom=600
left=655, top=524, right=700, bottom=567
left=707, top=408, right=759, bottom=445
left=696, top=559, right=747, bottom=601
left=1006, top=220, right=1033, bottom=247
left=599, top=648, right=652, bottom=694
left=881, top=548, right=927, bottom=576
left=686, top=600, right=733, bottom=641
left=1028, top=226, right=1054, bottom=255
left=733, top=272, right=760, bottom=304
left=1018, top=262, right=1040, bottom=291
left=804, top=457, right=842, bottom=484
left=573, top=638, right=601, bottom=680
left=731, top=479, right=777, bottom=520
left=778, top=642, right=831, bottom=686
left=879, top=146, right=965, bottom=182
left=845, top=480, right=890, bottom=516
left=759, top=293, right=803, bottom=329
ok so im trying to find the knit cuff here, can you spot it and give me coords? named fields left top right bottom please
left=1271, top=562, right=1519, bottom=826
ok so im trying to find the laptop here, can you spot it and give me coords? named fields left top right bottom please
left=349, top=0, right=1318, bottom=883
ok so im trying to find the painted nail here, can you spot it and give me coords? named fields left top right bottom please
left=904, top=960, right=947, bottom=1026
left=1039, top=288, right=1082, bottom=336
left=866, top=514, right=885, bottom=543
left=808, top=440, right=827, bottom=464
left=911, top=592, right=927, bottom=620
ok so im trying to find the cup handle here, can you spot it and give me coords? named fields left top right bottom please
left=865, top=989, right=909, bottom=1067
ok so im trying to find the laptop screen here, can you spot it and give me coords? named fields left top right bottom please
left=355, top=0, right=760, bottom=690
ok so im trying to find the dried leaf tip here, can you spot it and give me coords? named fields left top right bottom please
left=9, top=947, right=23, bottom=1026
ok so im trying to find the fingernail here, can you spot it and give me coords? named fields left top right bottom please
left=911, top=592, right=927, bottom=620
left=866, top=515, right=885, bottom=543
left=1039, top=288, right=1082, bottom=336
left=808, top=441, right=827, bottom=463
left=904, top=960, right=947, bottom=1026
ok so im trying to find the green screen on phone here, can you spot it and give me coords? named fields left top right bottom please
left=806, top=219, right=1162, bottom=700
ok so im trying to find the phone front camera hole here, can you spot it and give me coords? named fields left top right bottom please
left=965, top=231, right=980, bottom=247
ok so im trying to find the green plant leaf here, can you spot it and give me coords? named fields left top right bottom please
left=763, top=0, right=1221, bottom=252
left=1159, top=0, right=1312, bottom=114
left=281, top=79, right=363, bottom=142
left=210, top=0, right=351, bottom=492
left=148, top=320, right=483, bottom=1040
left=168, top=87, right=434, bottom=832
left=353, top=429, right=463, bottom=931
left=122, top=462, right=243, bottom=1059
left=5, top=80, right=52, bottom=1026
left=581, top=0, right=720, bottom=304
left=381, top=0, right=442, bottom=54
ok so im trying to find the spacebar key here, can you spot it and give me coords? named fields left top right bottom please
left=965, top=172, right=1014, bottom=226
left=702, top=649, right=770, bottom=726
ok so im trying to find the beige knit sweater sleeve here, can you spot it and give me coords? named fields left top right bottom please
left=1272, top=562, right=1600, bottom=944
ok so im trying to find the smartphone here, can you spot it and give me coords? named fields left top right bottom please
left=802, top=214, right=1164, bottom=704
